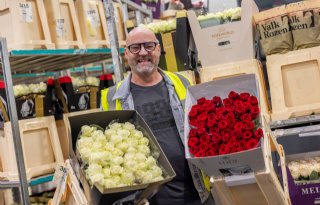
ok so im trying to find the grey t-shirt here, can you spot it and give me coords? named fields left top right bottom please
left=130, top=80, right=200, bottom=205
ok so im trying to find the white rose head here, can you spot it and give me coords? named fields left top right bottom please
left=141, top=171, right=153, bottom=183
left=103, top=178, right=117, bottom=188
left=77, top=147, right=91, bottom=163
left=127, top=138, right=139, bottom=147
left=116, top=142, right=129, bottom=152
left=135, top=153, right=147, bottom=162
left=110, top=165, right=124, bottom=175
left=105, top=142, right=115, bottom=152
left=110, top=134, right=123, bottom=144
left=138, top=137, right=149, bottom=146
left=146, top=156, right=157, bottom=167
left=136, top=162, right=148, bottom=171
left=86, top=163, right=103, bottom=176
left=123, top=160, right=138, bottom=171
left=88, top=173, right=104, bottom=185
left=121, top=172, right=135, bottom=185
left=127, top=146, right=137, bottom=154
left=150, top=165, right=163, bottom=178
left=111, top=156, right=124, bottom=166
left=117, top=129, right=131, bottom=138
left=88, top=152, right=109, bottom=164
left=299, top=164, right=310, bottom=178
left=123, top=122, right=135, bottom=131
left=104, top=129, right=117, bottom=140
left=137, top=145, right=151, bottom=156
left=109, top=122, right=122, bottom=131
left=132, top=130, right=144, bottom=140
left=112, top=148, right=124, bottom=157
left=124, top=153, right=136, bottom=161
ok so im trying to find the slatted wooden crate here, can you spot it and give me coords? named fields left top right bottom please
left=210, top=132, right=291, bottom=205
left=199, top=59, right=270, bottom=120
left=1, top=116, right=64, bottom=180
left=0, top=0, right=54, bottom=50
left=266, top=46, right=320, bottom=121
left=49, top=160, right=88, bottom=205
left=44, top=0, right=85, bottom=49
left=56, top=109, right=100, bottom=160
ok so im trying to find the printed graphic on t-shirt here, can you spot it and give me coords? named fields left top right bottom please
left=135, top=98, right=176, bottom=131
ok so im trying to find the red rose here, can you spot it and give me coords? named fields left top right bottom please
left=198, top=121, right=206, bottom=130
left=195, top=150, right=206, bottom=158
left=197, top=97, right=207, bottom=105
left=227, top=136, right=236, bottom=147
left=218, top=120, right=228, bottom=129
left=254, top=128, right=263, bottom=139
left=200, top=134, right=211, bottom=144
left=242, top=101, right=252, bottom=112
left=228, top=91, right=239, bottom=99
left=250, top=106, right=260, bottom=119
left=188, top=137, right=199, bottom=147
left=189, top=146, right=199, bottom=155
left=207, top=119, right=217, bottom=128
left=212, top=96, right=222, bottom=106
left=243, top=121, right=255, bottom=130
left=235, top=106, right=246, bottom=114
left=245, top=138, right=259, bottom=150
left=211, top=132, right=222, bottom=144
left=206, top=149, right=217, bottom=156
left=189, top=128, right=198, bottom=138
left=243, top=131, right=253, bottom=139
left=234, top=100, right=243, bottom=108
left=232, top=130, right=243, bottom=139
left=240, top=114, right=251, bottom=122
left=219, top=144, right=231, bottom=155
left=249, top=96, right=258, bottom=106
left=208, top=143, right=219, bottom=151
left=226, top=105, right=235, bottom=113
left=234, top=122, right=244, bottom=131
left=189, top=105, right=199, bottom=118
left=216, top=107, right=227, bottom=115
left=197, top=128, right=206, bottom=136
left=197, top=113, right=207, bottom=122
left=223, top=98, right=233, bottom=107
left=240, top=92, right=250, bottom=101
left=226, top=112, right=235, bottom=120
left=199, top=143, right=209, bottom=152
left=189, top=119, right=198, bottom=127
left=222, top=133, right=230, bottom=143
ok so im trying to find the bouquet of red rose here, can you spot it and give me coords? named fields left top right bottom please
left=187, top=91, right=264, bottom=158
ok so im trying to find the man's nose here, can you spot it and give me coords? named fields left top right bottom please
left=138, top=45, right=148, bottom=55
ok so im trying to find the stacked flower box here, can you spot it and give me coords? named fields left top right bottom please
left=184, top=74, right=291, bottom=205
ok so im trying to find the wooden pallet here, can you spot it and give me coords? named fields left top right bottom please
left=267, top=46, right=320, bottom=121
left=0, top=0, right=55, bottom=50
left=210, top=132, right=291, bottom=205
left=187, top=0, right=258, bottom=67
left=45, top=0, right=85, bottom=49
left=269, top=114, right=320, bottom=130
left=200, top=59, right=271, bottom=121
left=1, top=116, right=64, bottom=180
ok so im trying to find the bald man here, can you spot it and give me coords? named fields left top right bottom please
left=101, top=27, right=213, bottom=205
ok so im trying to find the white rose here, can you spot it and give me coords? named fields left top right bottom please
left=123, top=122, right=135, bottom=131
left=121, top=172, right=135, bottom=185
left=127, top=146, right=137, bottom=154
left=150, top=166, right=162, bottom=178
left=104, top=129, right=116, bottom=140
left=136, top=162, right=148, bottom=171
left=78, top=147, right=91, bottom=163
left=109, top=122, right=122, bottom=131
left=146, top=156, right=157, bottom=167
left=105, top=142, right=115, bottom=152
left=135, top=153, right=147, bottom=162
left=86, top=164, right=103, bottom=176
left=112, top=148, right=124, bottom=157
left=139, top=137, right=149, bottom=146
left=141, top=171, right=153, bottom=183
left=117, top=129, right=131, bottom=138
left=103, top=167, right=111, bottom=178
left=124, top=153, right=136, bottom=161
left=89, top=152, right=109, bottom=164
left=117, top=142, right=129, bottom=152
left=123, top=160, right=138, bottom=171
left=299, top=164, right=309, bottom=178
left=110, top=134, right=123, bottom=144
left=137, top=145, right=150, bottom=156
left=111, top=156, right=124, bottom=166
left=127, top=138, right=139, bottom=147
left=103, top=178, right=117, bottom=188
left=111, top=165, right=124, bottom=175
left=88, top=173, right=104, bottom=184
left=132, top=130, right=144, bottom=139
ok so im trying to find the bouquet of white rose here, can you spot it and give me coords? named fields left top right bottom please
left=288, top=156, right=320, bottom=182
left=139, top=19, right=176, bottom=34
left=77, top=121, right=165, bottom=189
left=13, top=82, right=47, bottom=97
left=71, top=76, right=99, bottom=91
left=197, top=7, right=241, bottom=28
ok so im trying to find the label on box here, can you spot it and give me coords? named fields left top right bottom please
left=51, top=164, right=68, bottom=205
left=56, top=19, right=65, bottom=38
left=18, top=2, right=33, bottom=23
left=86, top=9, right=101, bottom=27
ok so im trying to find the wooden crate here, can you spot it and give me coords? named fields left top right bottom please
left=266, top=46, right=320, bottom=121
left=1, top=116, right=64, bottom=180
left=199, top=59, right=270, bottom=120
left=210, top=132, right=291, bottom=205
left=49, top=160, right=88, bottom=205
left=0, top=0, right=54, bottom=50
left=56, top=109, right=100, bottom=159
left=44, top=0, right=85, bottom=49
left=187, top=0, right=258, bottom=67
left=113, top=2, right=126, bottom=47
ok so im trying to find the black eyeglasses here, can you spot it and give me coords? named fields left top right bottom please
left=127, top=42, right=158, bottom=54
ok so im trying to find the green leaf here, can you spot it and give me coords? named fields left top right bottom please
left=309, top=171, right=319, bottom=180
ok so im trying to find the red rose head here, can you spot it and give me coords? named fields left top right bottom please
left=188, top=137, right=199, bottom=147
left=245, top=138, right=259, bottom=150
left=254, top=128, right=264, bottom=139
left=228, top=91, right=239, bottom=99
left=240, top=92, right=250, bottom=101
left=249, top=96, right=259, bottom=106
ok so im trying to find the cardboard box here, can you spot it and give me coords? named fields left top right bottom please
left=274, top=125, right=320, bottom=205
left=67, top=110, right=176, bottom=205
left=0, top=80, right=54, bottom=121
left=184, top=74, right=266, bottom=177
left=187, top=0, right=258, bottom=67
left=56, top=76, right=99, bottom=113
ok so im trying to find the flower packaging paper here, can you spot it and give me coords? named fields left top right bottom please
left=67, top=110, right=175, bottom=205
left=184, top=74, right=266, bottom=177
